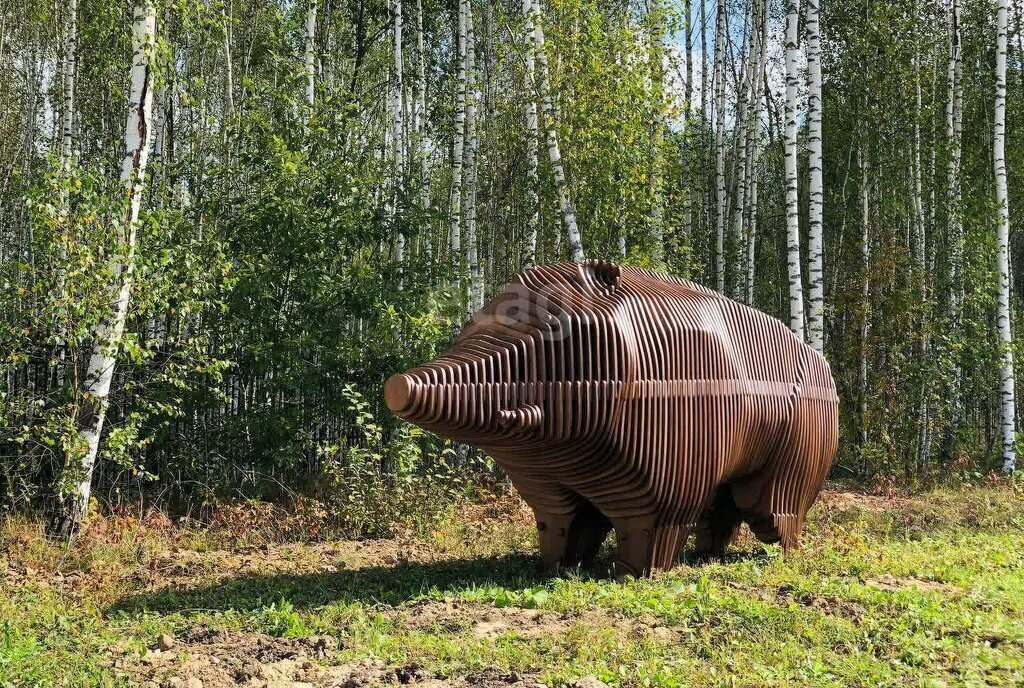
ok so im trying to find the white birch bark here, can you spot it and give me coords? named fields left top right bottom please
left=392, top=0, right=405, bottom=265
left=304, top=0, right=317, bottom=109
left=746, top=0, right=768, bottom=303
left=649, top=2, right=665, bottom=264
left=531, top=0, right=583, bottom=262
left=450, top=0, right=467, bottom=269
left=994, top=0, right=1016, bottom=473
left=714, top=0, right=726, bottom=292
left=682, top=0, right=693, bottom=248
left=859, top=146, right=871, bottom=458
left=53, top=1, right=157, bottom=537
left=60, top=0, right=76, bottom=165
left=947, top=0, right=963, bottom=316
left=522, top=0, right=540, bottom=268
left=415, top=0, right=429, bottom=217
left=784, top=0, right=805, bottom=340
left=465, top=4, right=483, bottom=315
left=946, top=0, right=964, bottom=443
left=805, top=0, right=824, bottom=352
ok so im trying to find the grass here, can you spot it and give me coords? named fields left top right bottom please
left=1, top=482, right=1022, bottom=687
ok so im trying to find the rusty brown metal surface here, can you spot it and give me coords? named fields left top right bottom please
left=385, top=261, right=839, bottom=575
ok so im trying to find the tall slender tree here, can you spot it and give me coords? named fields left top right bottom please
left=50, top=0, right=157, bottom=538
left=714, top=0, right=726, bottom=292
left=521, top=0, right=540, bottom=268
left=304, top=0, right=317, bottom=110
left=806, top=0, right=824, bottom=351
left=784, top=0, right=805, bottom=339
left=530, top=0, right=582, bottom=261
left=994, top=0, right=1016, bottom=473
left=450, top=0, right=468, bottom=271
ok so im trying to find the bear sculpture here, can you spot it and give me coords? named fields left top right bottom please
left=385, top=261, right=839, bottom=575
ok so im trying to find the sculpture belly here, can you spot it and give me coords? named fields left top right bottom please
left=571, top=378, right=801, bottom=519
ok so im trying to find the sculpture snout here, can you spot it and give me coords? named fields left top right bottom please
left=384, top=355, right=546, bottom=441
left=384, top=373, right=416, bottom=414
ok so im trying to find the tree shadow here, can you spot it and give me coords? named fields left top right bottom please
left=109, top=553, right=562, bottom=616
left=109, top=545, right=774, bottom=619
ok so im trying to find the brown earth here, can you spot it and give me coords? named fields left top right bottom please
left=124, top=629, right=549, bottom=688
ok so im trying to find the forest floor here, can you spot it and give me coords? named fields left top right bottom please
left=1, top=482, right=1022, bottom=688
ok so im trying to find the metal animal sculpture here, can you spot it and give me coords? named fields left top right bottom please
left=385, top=261, right=839, bottom=575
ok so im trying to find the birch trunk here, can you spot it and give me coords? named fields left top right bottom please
left=304, top=0, right=317, bottom=109
left=60, top=0, right=76, bottom=165
left=50, top=1, right=157, bottom=539
left=649, top=3, right=665, bottom=264
left=682, top=0, right=692, bottom=250
left=392, top=0, right=405, bottom=265
left=994, top=0, right=1016, bottom=473
left=450, top=0, right=467, bottom=270
left=859, top=145, right=871, bottom=464
left=415, top=0, right=429, bottom=221
left=465, top=4, right=483, bottom=315
left=912, top=24, right=931, bottom=478
left=945, top=0, right=964, bottom=450
left=784, top=0, right=805, bottom=340
left=522, top=0, right=540, bottom=268
left=805, top=0, right=824, bottom=352
left=531, top=0, right=583, bottom=261
left=746, top=0, right=768, bottom=303
left=714, top=0, right=726, bottom=292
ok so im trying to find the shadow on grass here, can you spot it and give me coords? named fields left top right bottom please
left=109, top=553, right=561, bottom=616
left=109, top=545, right=774, bottom=619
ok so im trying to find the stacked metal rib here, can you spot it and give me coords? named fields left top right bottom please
left=385, top=261, right=839, bottom=576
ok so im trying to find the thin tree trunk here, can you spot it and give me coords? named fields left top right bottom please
left=522, top=0, right=540, bottom=268
left=682, top=0, right=693, bottom=257
left=945, top=0, right=964, bottom=453
left=746, top=0, right=767, bottom=304
left=649, top=2, right=665, bottom=264
left=714, top=0, right=726, bottom=292
left=49, top=1, right=157, bottom=539
left=465, top=4, right=483, bottom=315
left=859, top=144, right=871, bottom=464
left=805, top=0, right=824, bottom=351
left=415, top=0, right=430, bottom=260
left=392, top=0, right=405, bottom=266
left=531, top=0, right=582, bottom=261
left=450, top=0, right=467, bottom=272
left=994, top=0, right=1016, bottom=473
left=304, top=0, right=317, bottom=109
left=784, top=0, right=804, bottom=339
left=61, top=0, right=76, bottom=166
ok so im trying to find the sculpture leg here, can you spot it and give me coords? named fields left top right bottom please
left=534, top=500, right=612, bottom=569
left=693, top=485, right=741, bottom=556
left=612, top=519, right=689, bottom=577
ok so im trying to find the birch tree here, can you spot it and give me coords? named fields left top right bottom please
left=714, top=0, right=726, bottom=292
left=945, top=0, right=964, bottom=448
left=805, top=0, right=825, bottom=352
left=450, top=0, right=468, bottom=270
left=521, top=0, right=540, bottom=268
left=746, top=0, right=768, bottom=303
left=60, top=0, right=77, bottom=167
left=465, top=4, right=483, bottom=314
left=50, top=0, right=157, bottom=538
left=304, top=0, right=317, bottom=110
left=784, top=0, right=805, bottom=339
left=994, top=0, right=1016, bottom=473
left=530, top=0, right=583, bottom=262
left=392, top=0, right=405, bottom=265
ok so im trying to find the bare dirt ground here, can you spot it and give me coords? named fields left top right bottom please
left=126, top=629, right=549, bottom=688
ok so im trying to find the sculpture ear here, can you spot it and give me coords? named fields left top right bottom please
left=586, top=260, right=622, bottom=293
